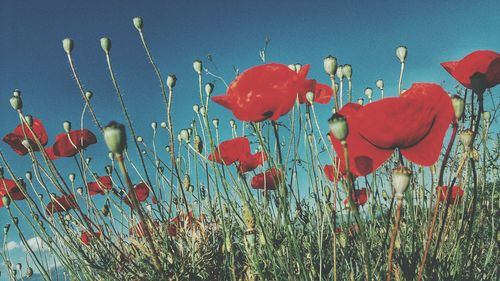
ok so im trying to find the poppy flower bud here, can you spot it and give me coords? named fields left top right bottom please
left=177, top=134, right=182, bottom=143
left=102, top=204, right=110, bottom=216
left=194, top=135, right=203, bottom=153
left=391, top=165, right=412, bottom=199
left=10, top=92, right=22, bottom=111
left=62, top=38, right=74, bottom=54
left=69, top=173, right=75, bottom=183
left=323, top=55, right=338, bottom=76
left=364, top=88, right=373, bottom=100
left=243, top=204, right=255, bottom=230
left=193, top=60, right=203, bottom=75
left=85, top=91, right=93, bottom=100
left=24, top=171, right=31, bottom=181
left=151, top=122, right=157, bottom=130
left=76, top=187, right=83, bottom=195
left=450, top=95, right=465, bottom=119
left=288, top=64, right=296, bottom=72
left=483, top=111, right=491, bottom=123
left=182, top=174, right=191, bottom=189
left=63, top=121, right=72, bottom=133
left=136, top=136, right=143, bottom=143
left=199, top=106, right=206, bottom=116
left=342, top=64, right=352, bottom=79
left=12, top=217, right=19, bottom=225
left=26, top=267, right=33, bottom=278
left=146, top=203, right=152, bottom=212
left=2, top=196, right=11, bottom=209
left=24, top=114, right=33, bottom=126
left=305, top=91, right=315, bottom=104
left=100, top=37, right=112, bottom=54
left=307, top=133, right=314, bottom=143
left=167, top=75, right=177, bottom=89
left=104, top=165, right=112, bottom=176
left=180, top=129, right=189, bottom=142
left=22, top=139, right=31, bottom=150
left=103, top=121, right=127, bottom=155
left=376, top=79, right=384, bottom=90
left=294, top=63, right=302, bottom=73
left=133, top=16, right=143, bottom=31
left=460, top=129, right=473, bottom=148
left=396, top=46, right=408, bottom=63
left=212, top=118, right=219, bottom=128
left=3, top=224, right=10, bottom=234
left=165, top=145, right=171, bottom=153
left=229, top=119, right=236, bottom=128
left=336, top=65, right=344, bottom=80
left=334, top=82, right=339, bottom=93
left=187, top=128, right=193, bottom=136
left=193, top=104, right=199, bottom=113
left=205, top=83, right=214, bottom=96
left=328, top=114, right=349, bottom=141
left=357, top=98, right=364, bottom=105
left=160, top=121, right=167, bottom=128
left=382, top=190, right=389, bottom=201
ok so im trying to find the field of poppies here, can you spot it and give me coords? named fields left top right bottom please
left=0, top=17, right=498, bottom=280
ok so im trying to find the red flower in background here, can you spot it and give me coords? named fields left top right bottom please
left=3, top=118, right=48, bottom=155
left=441, top=50, right=500, bottom=94
left=437, top=185, right=464, bottom=204
left=129, top=220, right=159, bottom=238
left=343, top=188, right=368, bottom=207
left=330, top=83, right=455, bottom=176
left=208, top=137, right=250, bottom=165
left=211, top=63, right=332, bottom=122
left=123, top=182, right=150, bottom=206
left=48, top=129, right=97, bottom=160
left=0, top=179, right=27, bottom=207
left=80, top=231, right=101, bottom=245
left=238, top=151, right=267, bottom=173
left=87, top=176, right=113, bottom=196
left=251, top=168, right=282, bottom=190
left=323, top=157, right=348, bottom=182
left=46, top=194, right=79, bottom=215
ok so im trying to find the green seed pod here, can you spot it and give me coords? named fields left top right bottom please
left=24, top=114, right=33, bottom=126
left=376, top=79, right=384, bottom=90
left=102, top=204, right=110, bottom=217
left=62, top=38, right=74, bottom=54
left=396, top=46, right=408, bottom=63
left=85, top=91, right=93, bottom=100
left=133, top=16, right=143, bottom=31
left=342, top=64, right=352, bottom=79
left=451, top=95, right=465, bottom=120
left=103, top=121, right=127, bottom=155
left=328, top=113, right=349, bottom=141
left=100, top=37, right=112, bottom=54
left=167, top=75, right=177, bottom=89
left=392, top=165, right=412, bottom=199
left=193, top=60, right=203, bottom=74
left=2, top=196, right=11, bottom=208
left=205, top=83, right=214, bottom=96
left=323, top=55, right=337, bottom=76
left=10, top=95, right=22, bottom=111
left=182, top=174, right=191, bottom=189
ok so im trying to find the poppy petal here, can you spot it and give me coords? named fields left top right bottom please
left=251, top=168, right=282, bottom=190
left=208, top=137, right=251, bottom=165
left=52, top=129, right=97, bottom=158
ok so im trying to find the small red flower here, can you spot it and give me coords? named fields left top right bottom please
left=80, top=231, right=101, bottom=245
left=208, top=137, right=251, bottom=165
left=441, top=50, right=500, bottom=94
left=123, top=182, right=150, bottom=206
left=87, top=176, right=113, bottom=196
left=437, top=185, right=464, bottom=204
left=251, top=168, right=282, bottom=190
left=238, top=151, right=267, bottom=173
left=330, top=83, right=455, bottom=176
left=48, top=129, right=97, bottom=159
left=3, top=118, right=48, bottom=155
left=0, top=179, right=27, bottom=207
left=46, top=194, right=79, bottom=215
left=212, top=63, right=332, bottom=122
left=343, top=188, right=368, bottom=207
left=323, top=157, right=348, bottom=182
left=129, top=220, right=159, bottom=238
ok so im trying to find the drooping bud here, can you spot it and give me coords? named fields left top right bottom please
left=212, top=118, right=219, bottom=128
left=100, top=37, right=112, bottom=54
left=305, top=91, right=315, bottom=104
left=62, top=38, right=74, bottom=54
left=193, top=135, right=203, bottom=153
left=328, top=114, right=349, bottom=141
left=229, top=119, right=236, bottom=128
left=68, top=173, right=75, bottom=183
left=199, top=106, right=206, bottom=116
left=391, top=165, right=412, bottom=199
left=205, top=83, right=214, bottom=96
left=364, top=87, right=373, bottom=100
left=26, top=267, right=33, bottom=278
left=103, top=121, right=127, bottom=155
left=323, top=55, right=338, bottom=76
left=193, top=60, right=203, bottom=75
left=85, top=91, right=93, bottom=100
left=376, top=79, right=384, bottom=90
left=193, top=104, right=199, bottom=113
left=167, top=75, right=177, bottom=89
left=396, top=46, right=408, bottom=63
left=105, top=165, right=112, bottom=175
left=460, top=129, right=474, bottom=148
left=63, top=121, right=72, bottom=133
left=2, top=196, right=11, bottom=209
left=76, top=187, right=83, bottom=195
left=450, top=95, right=465, bottom=120
left=133, top=17, right=143, bottom=31
left=25, top=171, right=32, bottom=181
left=151, top=122, right=157, bottom=130
left=180, top=129, right=189, bottom=142
left=342, top=64, right=352, bottom=79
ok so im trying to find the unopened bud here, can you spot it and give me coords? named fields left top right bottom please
left=364, top=88, right=373, bottom=100
left=160, top=121, right=167, bottom=128
left=76, top=187, right=83, bottom=195
left=2, top=196, right=11, bottom=209
left=460, top=129, right=473, bottom=148
left=193, top=135, right=203, bottom=153
left=305, top=91, right=314, bottom=104
left=205, top=83, right=214, bottom=96
left=357, top=98, right=364, bottom=105
left=396, top=46, right=407, bottom=63
left=68, top=173, right=75, bottom=183
left=392, top=166, right=412, bottom=199
left=336, top=65, right=344, bottom=80
left=63, top=121, right=71, bottom=133
left=167, top=75, right=177, bottom=89
left=294, top=63, right=302, bottom=73
left=288, top=64, right=296, bottom=72
left=133, top=17, right=143, bottom=31
left=62, top=38, right=74, bottom=54
left=193, top=104, right=199, bottom=113
left=193, top=60, right=203, bottom=74
left=103, top=121, right=127, bottom=155
left=328, top=114, right=348, bottom=141
left=376, top=79, right=384, bottom=90
left=24, top=115, right=33, bottom=126
left=151, top=122, right=157, bottom=130
left=85, top=91, right=93, bottom=100
left=342, top=64, right=352, bottom=79
left=180, top=129, right=189, bottom=142
left=136, top=136, right=143, bottom=143
left=25, top=171, right=32, bottom=181
left=100, top=37, right=112, bottom=54
left=199, top=106, right=206, bottom=116
left=212, top=118, right=219, bottom=128
left=483, top=111, right=491, bottom=123
left=450, top=95, right=465, bottom=120
left=102, top=204, right=110, bottom=216
left=323, top=55, right=338, bottom=76
left=182, top=174, right=191, bottom=189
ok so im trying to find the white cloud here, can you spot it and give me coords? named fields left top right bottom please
left=23, top=236, right=49, bottom=252
left=5, top=241, right=21, bottom=251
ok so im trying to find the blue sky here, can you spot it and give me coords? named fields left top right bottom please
left=0, top=0, right=499, bottom=278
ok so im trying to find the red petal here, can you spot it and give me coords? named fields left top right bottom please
left=251, top=168, right=282, bottom=190
left=343, top=188, right=368, bottom=207
left=0, top=179, right=26, bottom=201
left=52, top=129, right=97, bottom=158
left=124, top=182, right=150, bottom=206
left=208, top=137, right=251, bottom=165
left=313, top=82, right=334, bottom=104
left=238, top=151, right=267, bottom=173
left=46, top=194, right=78, bottom=215
left=87, top=176, right=113, bottom=196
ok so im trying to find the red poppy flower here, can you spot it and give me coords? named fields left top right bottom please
left=212, top=63, right=332, bottom=122
left=48, top=129, right=97, bottom=159
left=0, top=179, right=27, bottom=207
left=80, top=231, right=101, bottom=245
left=437, top=185, right=464, bottom=204
left=323, top=157, right=347, bottom=182
left=208, top=137, right=251, bottom=165
left=123, top=182, right=150, bottom=206
left=441, top=50, right=500, bottom=94
left=87, top=176, right=113, bottom=196
left=129, top=220, right=159, bottom=238
left=238, top=151, right=267, bottom=173
left=343, top=188, right=368, bottom=207
left=251, top=168, right=282, bottom=190
left=330, top=83, right=455, bottom=176
left=171, top=211, right=195, bottom=225
left=46, top=194, right=79, bottom=215
left=3, top=118, right=48, bottom=155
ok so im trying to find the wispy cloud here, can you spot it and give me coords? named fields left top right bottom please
left=5, top=241, right=21, bottom=251
left=4, top=237, right=49, bottom=253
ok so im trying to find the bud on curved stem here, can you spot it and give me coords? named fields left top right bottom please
left=100, top=37, right=112, bottom=54
left=133, top=17, right=143, bottom=31
left=62, top=38, right=74, bottom=54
